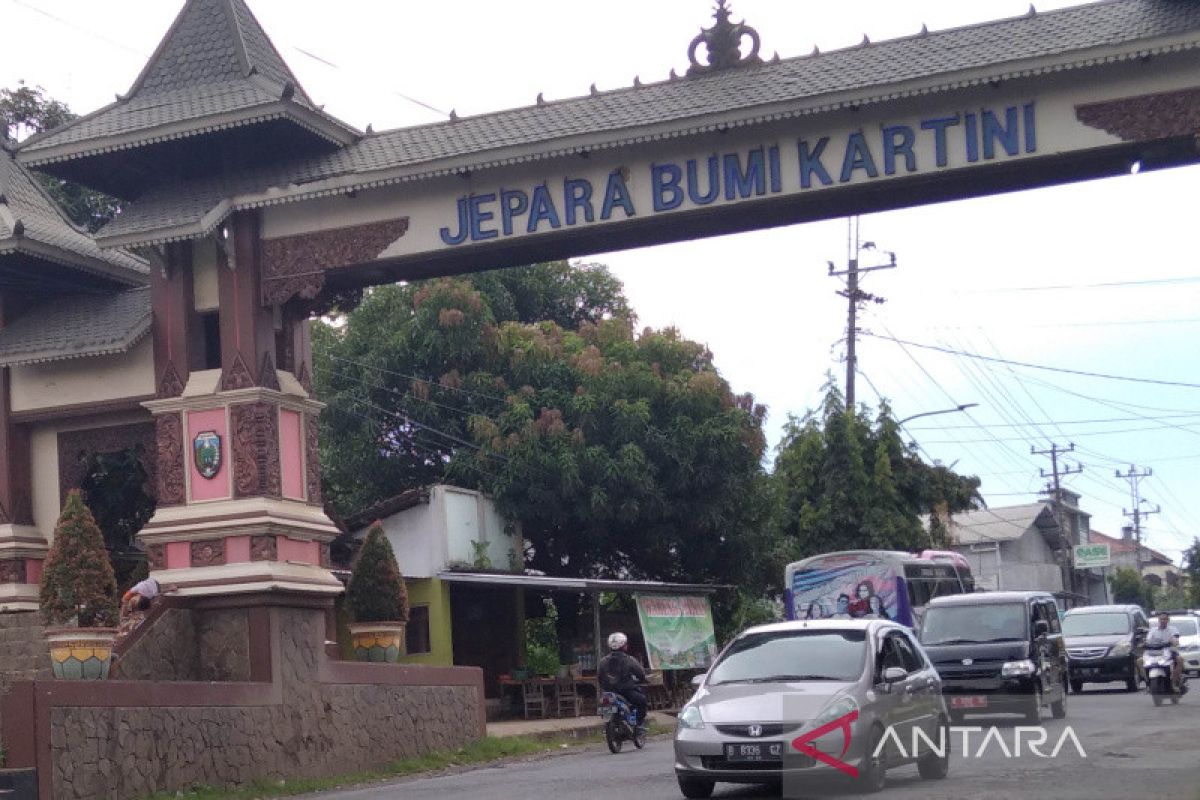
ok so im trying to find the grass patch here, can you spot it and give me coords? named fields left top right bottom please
left=137, top=725, right=670, bottom=800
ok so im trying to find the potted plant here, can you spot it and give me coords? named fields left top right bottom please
left=346, top=521, right=409, bottom=662
left=39, top=490, right=119, bottom=679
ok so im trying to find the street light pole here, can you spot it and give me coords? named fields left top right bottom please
left=896, top=403, right=979, bottom=426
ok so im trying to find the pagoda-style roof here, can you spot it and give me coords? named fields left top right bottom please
left=0, top=143, right=147, bottom=292
left=0, top=286, right=151, bottom=367
left=16, top=0, right=358, bottom=200
left=91, top=0, right=1200, bottom=249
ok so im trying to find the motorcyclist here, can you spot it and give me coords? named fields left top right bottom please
left=1143, top=612, right=1183, bottom=693
left=598, top=632, right=648, bottom=731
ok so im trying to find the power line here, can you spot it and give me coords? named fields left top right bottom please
left=968, top=275, right=1200, bottom=293
left=828, top=217, right=895, bottom=410
left=906, top=412, right=1200, bottom=430
left=866, top=332, right=1200, bottom=390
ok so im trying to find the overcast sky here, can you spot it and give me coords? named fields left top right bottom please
left=4, top=0, right=1198, bottom=564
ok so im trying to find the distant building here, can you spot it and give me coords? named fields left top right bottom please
left=931, top=490, right=1106, bottom=607
left=1088, top=529, right=1180, bottom=590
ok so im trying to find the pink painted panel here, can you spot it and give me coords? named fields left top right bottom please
left=279, top=409, right=305, bottom=500
left=278, top=537, right=319, bottom=565
left=187, top=408, right=230, bottom=502
left=24, top=559, right=43, bottom=584
left=226, top=535, right=251, bottom=564
left=166, top=541, right=191, bottom=569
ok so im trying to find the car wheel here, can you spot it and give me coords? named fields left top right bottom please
left=858, top=725, right=888, bottom=794
left=1023, top=688, right=1044, bottom=724
left=1070, top=679, right=1083, bottom=694
left=1126, top=659, right=1139, bottom=692
left=677, top=776, right=715, bottom=799
left=917, top=718, right=951, bottom=780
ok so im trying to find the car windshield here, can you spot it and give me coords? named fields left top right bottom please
left=920, top=603, right=1027, bottom=645
left=1062, top=612, right=1132, bottom=637
left=707, top=629, right=866, bottom=685
left=1170, top=618, right=1198, bottom=636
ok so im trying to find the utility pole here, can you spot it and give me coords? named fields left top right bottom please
left=1032, top=443, right=1084, bottom=598
left=1115, top=464, right=1159, bottom=576
left=828, top=217, right=895, bottom=410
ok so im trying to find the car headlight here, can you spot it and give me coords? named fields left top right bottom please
left=1108, top=641, right=1132, bottom=658
left=677, top=705, right=705, bottom=730
left=810, top=696, right=859, bottom=730
left=1001, top=659, right=1036, bottom=677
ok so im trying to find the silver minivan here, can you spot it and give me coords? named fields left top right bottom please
left=673, top=619, right=950, bottom=797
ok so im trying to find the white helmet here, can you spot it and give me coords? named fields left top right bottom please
left=607, top=632, right=628, bottom=651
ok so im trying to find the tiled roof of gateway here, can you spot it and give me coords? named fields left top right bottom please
left=18, top=0, right=356, bottom=164
left=0, top=144, right=146, bottom=280
left=0, top=286, right=151, bottom=367
left=95, top=0, right=1200, bottom=247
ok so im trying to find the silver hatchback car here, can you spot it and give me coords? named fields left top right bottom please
left=674, top=619, right=950, bottom=797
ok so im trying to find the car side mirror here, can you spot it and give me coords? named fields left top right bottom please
left=690, top=674, right=705, bottom=688
left=882, top=667, right=907, bottom=684
left=1034, top=620, right=1049, bottom=638
left=1135, top=627, right=1148, bottom=639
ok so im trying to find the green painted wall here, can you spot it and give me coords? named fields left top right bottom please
left=401, top=577, right=454, bottom=666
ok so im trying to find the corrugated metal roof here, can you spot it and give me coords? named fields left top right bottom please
left=0, top=145, right=147, bottom=280
left=948, top=502, right=1056, bottom=544
left=92, top=0, right=1200, bottom=248
left=0, top=286, right=151, bottom=366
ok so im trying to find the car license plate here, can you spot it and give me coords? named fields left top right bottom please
left=724, top=742, right=783, bottom=762
left=951, top=695, right=988, bottom=709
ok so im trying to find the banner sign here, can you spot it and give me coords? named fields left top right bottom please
left=1074, top=543, right=1111, bottom=569
left=635, top=595, right=718, bottom=671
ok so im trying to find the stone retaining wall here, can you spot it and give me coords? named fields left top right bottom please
left=2, top=601, right=485, bottom=799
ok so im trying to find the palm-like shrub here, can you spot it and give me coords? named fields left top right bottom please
left=346, top=522, right=409, bottom=623
left=40, top=490, right=118, bottom=627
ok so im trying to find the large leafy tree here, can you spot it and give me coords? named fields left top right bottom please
left=770, top=380, right=982, bottom=567
left=314, top=263, right=770, bottom=597
left=1, top=83, right=120, bottom=231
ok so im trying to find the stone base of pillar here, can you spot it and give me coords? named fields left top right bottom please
left=0, top=524, right=47, bottom=613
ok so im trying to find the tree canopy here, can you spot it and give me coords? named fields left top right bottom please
left=1, top=83, right=119, bottom=232
left=314, top=262, right=770, bottom=592
left=769, top=379, right=983, bottom=570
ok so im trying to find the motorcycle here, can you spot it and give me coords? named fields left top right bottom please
left=1143, top=646, right=1187, bottom=706
left=598, top=691, right=645, bottom=753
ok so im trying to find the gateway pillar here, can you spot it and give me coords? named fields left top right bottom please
left=140, top=211, right=340, bottom=599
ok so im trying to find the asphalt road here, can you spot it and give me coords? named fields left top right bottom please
left=310, top=684, right=1198, bottom=800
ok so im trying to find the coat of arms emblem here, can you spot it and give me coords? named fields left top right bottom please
left=193, top=431, right=222, bottom=479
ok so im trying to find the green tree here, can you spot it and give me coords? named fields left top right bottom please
left=315, top=268, right=771, bottom=601
left=770, top=381, right=981, bottom=567
left=1, top=83, right=120, bottom=231
left=39, top=490, right=118, bottom=627
left=1110, top=566, right=1154, bottom=609
left=1184, top=539, right=1200, bottom=608
left=78, top=448, right=156, bottom=588
left=346, top=522, right=409, bottom=623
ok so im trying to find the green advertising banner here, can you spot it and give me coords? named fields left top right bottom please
left=635, top=595, right=718, bottom=670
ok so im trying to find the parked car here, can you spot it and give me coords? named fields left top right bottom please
left=1061, top=604, right=1149, bottom=692
left=918, top=591, right=1068, bottom=722
left=674, top=619, right=949, bottom=798
left=1168, top=614, right=1200, bottom=677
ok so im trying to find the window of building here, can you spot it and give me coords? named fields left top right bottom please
left=200, top=311, right=221, bottom=370
left=406, top=605, right=431, bottom=655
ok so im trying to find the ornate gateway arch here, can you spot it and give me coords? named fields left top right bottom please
left=2, top=0, right=1200, bottom=600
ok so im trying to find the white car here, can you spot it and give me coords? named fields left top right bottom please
left=1169, top=615, right=1200, bottom=676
